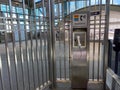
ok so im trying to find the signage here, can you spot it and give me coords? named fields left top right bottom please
left=73, top=14, right=87, bottom=27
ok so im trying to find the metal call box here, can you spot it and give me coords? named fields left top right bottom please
left=71, top=28, right=88, bottom=89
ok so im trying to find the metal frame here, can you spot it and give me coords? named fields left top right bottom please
left=0, top=0, right=52, bottom=90
left=0, top=0, right=110, bottom=89
left=53, top=0, right=110, bottom=88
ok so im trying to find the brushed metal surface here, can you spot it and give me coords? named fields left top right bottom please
left=71, top=65, right=88, bottom=89
left=71, top=50, right=88, bottom=89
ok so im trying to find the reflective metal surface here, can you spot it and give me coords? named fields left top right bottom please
left=0, top=0, right=52, bottom=90
left=53, top=1, right=110, bottom=89
left=0, top=0, right=110, bottom=90
left=71, top=26, right=88, bottom=88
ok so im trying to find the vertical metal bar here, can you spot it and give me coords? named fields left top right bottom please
left=46, top=0, right=51, bottom=84
left=5, top=3, right=12, bottom=90
left=42, top=0, right=48, bottom=83
left=91, top=0, right=94, bottom=81
left=33, top=0, right=41, bottom=89
left=97, top=0, right=100, bottom=81
left=42, top=0, right=46, bottom=83
left=103, top=0, right=110, bottom=89
left=56, top=1, right=59, bottom=80
left=40, top=19, right=45, bottom=87
left=22, top=0, right=31, bottom=90
left=61, top=1, right=64, bottom=80
left=55, top=0, right=58, bottom=80
left=52, top=0, right=56, bottom=86
left=33, top=0, right=38, bottom=88
left=29, top=12, right=35, bottom=90
left=45, top=29, right=49, bottom=83
left=46, top=23, right=50, bottom=83
left=17, top=15, right=25, bottom=90
left=38, top=16, right=44, bottom=87
left=62, top=0, right=66, bottom=79
left=44, top=24, right=48, bottom=84
left=47, top=9, right=52, bottom=87
left=45, top=27, right=49, bottom=83
left=87, top=0, right=91, bottom=80
left=94, top=0, right=97, bottom=80
left=92, top=0, right=97, bottom=80
left=14, top=6, right=21, bottom=90
left=22, top=0, right=30, bottom=90
left=3, top=8, right=12, bottom=89
left=8, top=0, right=20, bottom=90
left=63, top=3, right=66, bottom=80
left=64, top=21, right=66, bottom=80
left=69, top=22, right=71, bottom=80
left=4, top=30, right=12, bottom=90
left=14, top=44, right=20, bottom=90
left=68, top=0, right=71, bottom=80
left=29, top=4, right=36, bottom=90
left=60, top=4, right=61, bottom=79
left=45, top=2, right=50, bottom=82
left=48, top=0, right=56, bottom=87
left=45, top=5, right=50, bottom=82
left=0, top=55, right=4, bottom=90
left=59, top=1, right=62, bottom=80
left=45, top=28, right=49, bottom=82
left=98, top=0, right=102, bottom=81
left=63, top=1, right=66, bottom=80
left=92, top=16, right=96, bottom=80
left=54, top=1, right=56, bottom=80
left=89, top=0, right=92, bottom=80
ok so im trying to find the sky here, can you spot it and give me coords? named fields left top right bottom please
left=35, top=0, right=41, bottom=3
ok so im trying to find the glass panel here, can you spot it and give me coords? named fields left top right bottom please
left=38, top=8, right=43, bottom=16
left=35, top=0, right=41, bottom=3
left=70, top=1, right=75, bottom=12
left=102, top=0, right=106, bottom=4
left=1, top=4, right=6, bottom=11
left=113, top=0, right=120, bottom=5
left=16, top=8, right=23, bottom=14
left=76, top=1, right=84, bottom=9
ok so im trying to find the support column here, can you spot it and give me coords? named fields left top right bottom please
left=103, top=0, right=110, bottom=90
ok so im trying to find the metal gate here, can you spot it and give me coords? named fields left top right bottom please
left=54, top=0, right=71, bottom=81
left=0, top=0, right=53, bottom=90
left=54, top=0, right=110, bottom=84
left=0, top=0, right=110, bottom=90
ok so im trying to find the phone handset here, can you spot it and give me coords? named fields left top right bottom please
left=77, top=36, right=81, bottom=48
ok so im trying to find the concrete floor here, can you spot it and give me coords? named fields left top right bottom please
left=45, top=81, right=104, bottom=90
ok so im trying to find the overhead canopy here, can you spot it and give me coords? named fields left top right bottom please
left=0, top=0, right=120, bottom=11
left=0, top=0, right=39, bottom=8
left=0, top=0, right=75, bottom=8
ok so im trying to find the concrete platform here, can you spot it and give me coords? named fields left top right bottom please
left=45, top=81, right=104, bottom=90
